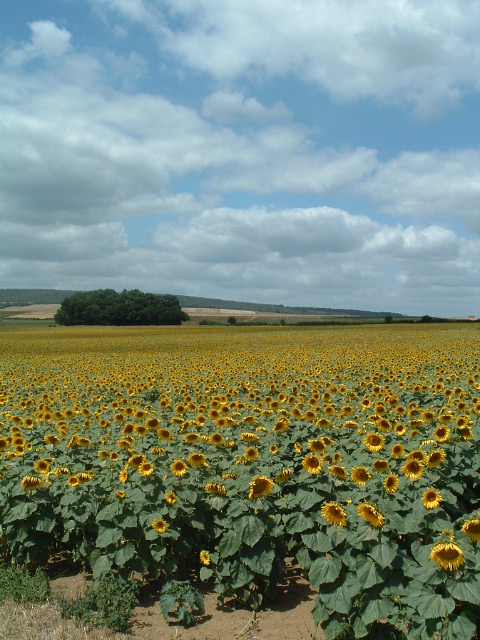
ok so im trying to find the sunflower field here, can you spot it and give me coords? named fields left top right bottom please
left=1, top=323, right=479, bottom=639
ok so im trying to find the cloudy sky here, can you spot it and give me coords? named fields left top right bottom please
left=1, top=1, right=479, bottom=316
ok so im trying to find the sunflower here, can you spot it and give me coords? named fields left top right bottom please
left=274, top=468, right=293, bottom=483
left=152, top=519, right=168, bottom=534
left=302, top=454, right=323, bottom=475
left=427, top=449, right=446, bottom=469
left=139, top=462, right=154, bottom=477
left=248, top=476, right=274, bottom=500
left=363, top=433, right=385, bottom=452
left=34, top=459, right=50, bottom=474
left=157, top=428, right=173, bottom=441
left=406, top=450, right=427, bottom=463
left=384, top=473, right=399, bottom=494
left=421, top=488, right=442, bottom=509
left=44, top=434, right=61, bottom=446
left=372, top=459, right=390, bottom=474
left=401, top=459, right=425, bottom=480
left=243, top=447, right=259, bottom=462
left=351, top=466, right=371, bottom=486
left=209, top=433, right=224, bottom=446
left=199, top=550, right=211, bottom=566
left=119, top=467, right=128, bottom=483
left=67, top=476, right=80, bottom=487
left=171, top=459, right=188, bottom=477
left=321, top=502, right=347, bottom=527
left=433, top=426, right=450, bottom=443
left=116, top=490, right=126, bottom=499
left=20, top=475, right=43, bottom=491
left=110, top=452, right=120, bottom=462
left=309, top=439, right=326, bottom=453
left=357, top=503, right=385, bottom=528
left=316, top=418, right=331, bottom=428
left=165, top=491, right=177, bottom=505
left=461, top=519, right=480, bottom=542
left=97, top=450, right=109, bottom=460
left=188, top=452, right=209, bottom=468
left=391, top=444, right=405, bottom=458
left=269, top=444, right=279, bottom=455
left=128, top=454, right=146, bottom=469
left=430, top=541, right=465, bottom=571
left=329, top=465, right=348, bottom=481
left=0, top=437, right=9, bottom=451
left=205, top=482, right=227, bottom=496
left=394, top=424, right=407, bottom=436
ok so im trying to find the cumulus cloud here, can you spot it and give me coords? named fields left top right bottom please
left=97, top=0, right=480, bottom=116
left=359, top=149, right=480, bottom=231
left=202, top=90, right=291, bottom=123
left=4, top=21, right=72, bottom=66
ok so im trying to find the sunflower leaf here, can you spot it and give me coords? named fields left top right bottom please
left=446, top=578, right=480, bottom=605
left=309, top=556, right=342, bottom=587
left=369, top=540, right=398, bottom=568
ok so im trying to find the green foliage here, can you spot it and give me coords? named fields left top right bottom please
left=159, top=580, right=205, bottom=627
left=54, top=289, right=189, bottom=326
left=0, top=564, right=50, bottom=603
left=58, top=572, right=139, bottom=632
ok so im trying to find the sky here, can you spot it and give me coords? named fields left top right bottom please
left=1, top=1, right=479, bottom=317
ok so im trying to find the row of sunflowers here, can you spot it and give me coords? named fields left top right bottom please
left=1, top=323, right=479, bottom=639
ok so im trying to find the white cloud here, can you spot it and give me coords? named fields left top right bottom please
left=202, top=90, right=291, bottom=123
left=102, top=0, right=480, bottom=116
left=4, top=21, right=71, bottom=66
left=359, top=149, right=480, bottom=231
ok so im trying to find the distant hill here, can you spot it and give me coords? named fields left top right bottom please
left=0, top=288, right=403, bottom=318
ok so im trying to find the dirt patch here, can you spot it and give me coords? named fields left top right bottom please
left=1, top=303, right=60, bottom=319
left=49, top=569, right=320, bottom=640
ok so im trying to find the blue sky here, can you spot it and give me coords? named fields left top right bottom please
left=1, top=1, right=479, bottom=316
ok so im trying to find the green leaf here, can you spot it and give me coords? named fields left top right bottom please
left=447, top=578, right=480, bottom=604
left=230, top=561, right=251, bottom=589
left=242, top=544, right=274, bottom=577
left=96, top=526, right=122, bottom=548
left=301, top=531, right=333, bottom=553
left=356, top=556, right=383, bottom=589
left=286, top=511, right=314, bottom=533
left=91, top=554, right=113, bottom=580
left=361, top=598, right=395, bottom=626
left=3, top=502, right=37, bottom=524
left=416, top=592, right=455, bottom=619
left=369, top=541, right=398, bottom=568
left=352, top=615, right=368, bottom=638
left=322, top=613, right=348, bottom=640
left=411, top=540, right=431, bottom=566
left=115, top=542, right=136, bottom=567
left=309, top=556, right=342, bottom=588
left=160, top=593, right=176, bottom=619
left=296, top=489, right=322, bottom=510
left=35, top=516, right=56, bottom=533
left=296, top=546, right=312, bottom=571
left=312, top=600, right=330, bottom=626
left=450, top=609, right=477, bottom=640
left=320, top=582, right=352, bottom=615
left=199, top=567, right=213, bottom=581
left=236, top=515, right=264, bottom=547
left=96, top=503, right=119, bottom=522
left=218, top=529, right=242, bottom=557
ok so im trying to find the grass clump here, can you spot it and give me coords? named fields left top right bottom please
left=58, top=572, right=139, bottom=633
left=0, top=563, right=50, bottom=604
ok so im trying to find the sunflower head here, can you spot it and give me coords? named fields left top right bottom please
left=171, top=459, right=188, bottom=477
left=188, top=452, right=209, bottom=468
left=248, top=476, right=274, bottom=500
left=321, top=502, right=347, bottom=527
left=243, top=447, right=259, bottom=462
left=384, top=473, right=399, bottom=494
left=152, top=518, right=168, bottom=534
left=372, top=459, right=390, bottom=474
left=351, top=466, right=371, bottom=486
left=302, top=454, right=323, bottom=475
left=430, top=541, right=465, bottom=571
left=357, top=503, right=385, bottom=528
left=461, top=519, right=480, bottom=542
left=363, top=433, right=385, bottom=452
left=421, top=487, right=442, bottom=509
left=199, top=550, right=211, bottom=566
left=139, top=461, right=154, bottom=477
left=401, top=459, right=425, bottom=480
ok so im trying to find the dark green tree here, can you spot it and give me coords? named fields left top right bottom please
left=54, top=290, right=189, bottom=326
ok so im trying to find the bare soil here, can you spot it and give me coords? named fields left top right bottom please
left=50, top=567, right=320, bottom=640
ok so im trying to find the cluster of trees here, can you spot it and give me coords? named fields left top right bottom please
left=54, top=289, right=189, bottom=326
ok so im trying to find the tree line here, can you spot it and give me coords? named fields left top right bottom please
left=54, top=289, right=189, bottom=326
